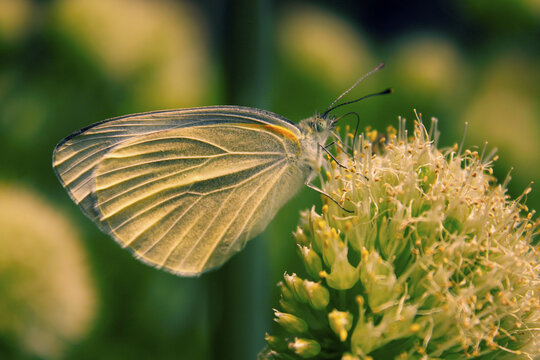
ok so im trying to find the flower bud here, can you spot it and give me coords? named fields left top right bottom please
left=293, top=226, right=308, bottom=246
left=359, top=251, right=397, bottom=310
left=279, top=298, right=298, bottom=314
left=298, top=244, right=323, bottom=279
left=273, top=310, right=308, bottom=334
left=289, top=338, right=321, bottom=358
left=324, top=251, right=359, bottom=290
left=277, top=281, right=294, bottom=301
left=350, top=297, right=377, bottom=354
left=284, top=273, right=309, bottom=303
left=303, top=280, right=329, bottom=310
left=328, top=309, right=353, bottom=342
left=265, top=333, right=287, bottom=352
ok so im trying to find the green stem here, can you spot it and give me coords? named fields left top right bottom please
left=206, top=0, right=273, bottom=359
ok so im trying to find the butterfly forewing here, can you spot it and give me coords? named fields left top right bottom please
left=52, top=107, right=308, bottom=276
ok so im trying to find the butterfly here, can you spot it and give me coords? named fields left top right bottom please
left=52, top=64, right=387, bottom=276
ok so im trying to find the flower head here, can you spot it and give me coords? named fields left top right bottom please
left=260, top=117, right=539, bottom=359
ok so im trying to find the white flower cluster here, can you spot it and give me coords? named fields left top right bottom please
left=260, top=118, right=539, bottom=360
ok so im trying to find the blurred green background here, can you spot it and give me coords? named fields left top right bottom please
left=0, top=0, right=538, bottom=359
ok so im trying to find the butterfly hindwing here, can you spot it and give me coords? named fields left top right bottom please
left=53, top=107, right=307, bottom=275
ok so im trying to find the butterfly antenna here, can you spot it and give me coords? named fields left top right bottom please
left=326, top=88, right=393, bottom=119
left=323, top=62, right=386, bottom=117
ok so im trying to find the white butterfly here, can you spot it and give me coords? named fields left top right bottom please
left=52, top=64, right=386, bottom=276
left=53, top=106, right=330, bottom=276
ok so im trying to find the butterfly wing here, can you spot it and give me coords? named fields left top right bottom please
left=53, top=106, right=308, bottom=276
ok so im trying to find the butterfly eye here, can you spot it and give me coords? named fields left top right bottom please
left=311, top=118, right=324, bottom=132
left=318, top=119, right=329, bottom=132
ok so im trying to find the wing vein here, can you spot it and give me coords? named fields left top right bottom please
left=98, top=155, right=281, bottom=217
left=162, top=186, right=239, bottom=268
left=221, top=163, right=289, bottom=256
left=227, top=124, right=290, bottom=155
left=179, top=160, right=288, bottom=269
left=136, top=197, right=205, bottom=256
left=97, top=151, right=284, bottom=178
left=111, top=158, right=287, bottom=241
left=109, top=134, right=231, bottom=155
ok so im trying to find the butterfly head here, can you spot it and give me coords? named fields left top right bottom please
left=298, top=113, right=335, bottom=144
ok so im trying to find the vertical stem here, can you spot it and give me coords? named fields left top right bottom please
left=222, top=0, right=272, bottom=108
left=205, top=0, right=273, bottom=359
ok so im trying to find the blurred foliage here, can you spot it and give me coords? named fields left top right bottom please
left=0, top=0, right=537, bottom=359
left=52, top=0, right=213, bottom=109
left=0, top=183, right=96, bottom=359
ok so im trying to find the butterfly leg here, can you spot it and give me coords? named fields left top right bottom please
left=324, top=140, right=349, bottom=153
left=304, top=174, right=354, bottom=213
left=319, top=143, right=349, bottom=169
